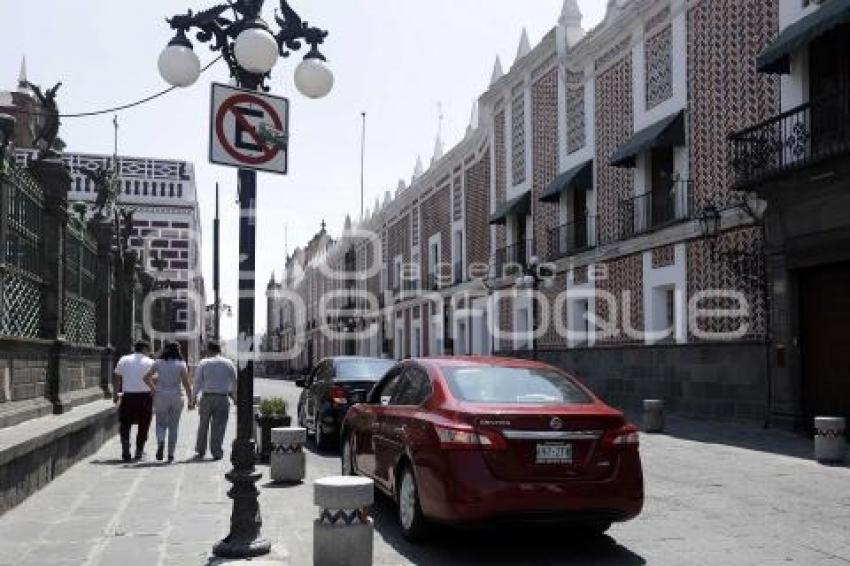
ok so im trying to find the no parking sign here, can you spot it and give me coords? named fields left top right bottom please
left=209, top=83, right=290, bottom=174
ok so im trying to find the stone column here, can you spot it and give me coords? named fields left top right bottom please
left=28, top=156, right=70, bottom=413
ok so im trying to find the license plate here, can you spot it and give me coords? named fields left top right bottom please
left=535, top=443, right=572, bottom=464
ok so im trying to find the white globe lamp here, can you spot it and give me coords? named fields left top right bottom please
left=234, top=26, right=279, bottom=75
left=294, top=50, right=334, bottom=99
left=158, top=31, right=201, bottom=88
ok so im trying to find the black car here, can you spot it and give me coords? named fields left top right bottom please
left=296, top=356, right=395, bottom=449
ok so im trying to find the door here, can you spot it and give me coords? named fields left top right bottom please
left=650, top=147, right=675, bottom=227
left=357, top=367, right=403, bottom=479
left=809, top=23, right=850, bottom=155
left=800, top=261, right=850, bottom=426
left=374, top=366, right=433, bottom=491
left=572, top=188, right=588, bottom=250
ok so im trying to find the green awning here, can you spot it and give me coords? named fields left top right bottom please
left=539, top=160, right=593, bottom=203
left=609, top=110, right=686, bottom=168
left=489, top=191, right=531, bottom=225
left=757, top=0, right=850, bottom=74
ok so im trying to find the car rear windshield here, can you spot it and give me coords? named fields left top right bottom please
left=335, top=360, right=395, bottom=382
left=442, top=366, right=593, bottom=405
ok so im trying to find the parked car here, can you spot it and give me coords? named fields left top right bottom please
left=296, top=356, right=396, bottom=449
left=340, top=357, right=644, bottom=540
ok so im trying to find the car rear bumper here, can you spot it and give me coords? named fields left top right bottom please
left=416, top=451, right=644, bottom=525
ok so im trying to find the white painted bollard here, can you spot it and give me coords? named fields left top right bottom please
left=643, top=399, right=665, bottom=433
left=814, top=416, right=846, bottom=463
left=313, top=476, right=374, bottom=566
left=271, top=427, right=307, bottom=483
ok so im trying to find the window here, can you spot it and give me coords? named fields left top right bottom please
left=334, top=359, right=394, bottom=382
left=371, top=367, right=403, bottom=405
left=391, top=367, right=432, bottom=406
left=650, top=147, right=676, bottom=226
left=442, top=366, right=592, bottom=405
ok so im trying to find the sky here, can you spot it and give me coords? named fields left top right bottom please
left=0, top=0, right=605, bottom=340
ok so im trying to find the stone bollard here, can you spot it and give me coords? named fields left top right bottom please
left=643, top=399, right=665, bottom=433
left=271, top=427, right=307, bottom=483
left=314, top=476, right=374, bottom=566
left=814, top=416, right=846, bottom=463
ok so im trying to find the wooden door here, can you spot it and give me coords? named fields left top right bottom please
left=800, top=261, right=850, bottom=424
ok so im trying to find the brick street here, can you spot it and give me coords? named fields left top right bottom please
left=0, top=379, right=847, bottom=566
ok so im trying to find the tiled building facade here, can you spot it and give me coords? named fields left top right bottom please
left=265, top=0, right=850, bottom=426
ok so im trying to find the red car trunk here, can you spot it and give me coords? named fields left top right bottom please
left=470, top=410, right=626, bottom=482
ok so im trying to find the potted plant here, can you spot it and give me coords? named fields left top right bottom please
left=256, top=397, right=291, bottom=463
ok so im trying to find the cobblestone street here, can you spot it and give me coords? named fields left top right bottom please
left=0, top=379, right=847, bottom=565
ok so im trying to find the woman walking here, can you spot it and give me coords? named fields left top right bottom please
left=144, top=342, right=194, bottom=462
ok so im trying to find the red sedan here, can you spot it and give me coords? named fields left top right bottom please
left=340, top=357, right=644, bottom=540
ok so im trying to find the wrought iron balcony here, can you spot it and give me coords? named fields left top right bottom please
left=493, top=239, right=534, bottom=278
left=618, top=180, right=691, bottom=240
left=548, top=216, right=597, bottom=260
left=730, top=91, right=850, bottom=188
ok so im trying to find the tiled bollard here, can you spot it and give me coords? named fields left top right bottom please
left=814, top=416, right=846, bottom=463
left=271, top=427, right=307, bottom=483
left=314, top=476, right=374, bottom=566
left=643, top=399, right=665, bottom=433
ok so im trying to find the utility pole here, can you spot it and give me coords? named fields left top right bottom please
left=213, top=182, right=220, bottom=342
left=360, top=111, right=366, bottom=220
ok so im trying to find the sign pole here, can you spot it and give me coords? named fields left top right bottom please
left=213, top=182, right=221, bottom=343
left=213, top=79, right=270, bottom=558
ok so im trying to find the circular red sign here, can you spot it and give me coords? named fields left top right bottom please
left=215, top=93, right=284, bottom=166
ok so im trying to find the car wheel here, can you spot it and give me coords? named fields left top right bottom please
left=341, top=434, right=356, bottom=476
left=397, top=464, right=429, bottom=542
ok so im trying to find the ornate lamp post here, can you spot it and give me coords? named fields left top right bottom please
left=157, top=0, right=333, bottom=558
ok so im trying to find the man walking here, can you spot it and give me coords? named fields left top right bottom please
left=193, top=341, right=237, bottom=460
left=113, top=341, right=155, bottom=462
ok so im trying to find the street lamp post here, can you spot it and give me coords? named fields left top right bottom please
left=157, top=0, right=333, bottom=558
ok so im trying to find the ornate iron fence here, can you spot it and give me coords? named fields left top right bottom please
left=0, top=162, right=44, bottom=338
left=618, top=180, right=692, bottom=240
left=493, top=239, right=533, bottom=279
left=63, top=217, right=97, bottom=345
left=730, top=91, right=850, bottom=189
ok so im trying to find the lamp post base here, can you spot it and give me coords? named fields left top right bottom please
left=212, top=462, right=271, bottom=558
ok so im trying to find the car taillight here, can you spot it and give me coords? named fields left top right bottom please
left=612, top=424, right=640, bottom=446
left=434, top=424, right=506, bottom=450
left=330, top=386, right=348, bottom=405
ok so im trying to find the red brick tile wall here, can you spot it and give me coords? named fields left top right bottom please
left=687, top=0, right=779, bottom=211
left=494, top=110, right=507, bottom=252
left=465, top=149, right=491, bottom=268
left=687, top=226, right=766, bottom=340
left=387, top=215, right=410, bottom=288
left=420, top=185, right=451, bottom=280
left=532, top=67, right=561, bottom=262
left=595, top=56, right=634, bottom=245
left=596, top=253, right=644, bottom=344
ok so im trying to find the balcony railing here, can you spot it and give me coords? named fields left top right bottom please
left=493, top=239, right=534, bottom=278
left=730, top=91, right=850, bottom=188
left=548, top=216, right=597, bottom=260
left=618, top=180, right=691, bottom=240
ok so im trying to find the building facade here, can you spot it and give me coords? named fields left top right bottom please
left=266, top=0, right=843, bottom=429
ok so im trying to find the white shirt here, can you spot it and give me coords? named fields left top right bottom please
left=115, top=353, right=155, bottom=393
